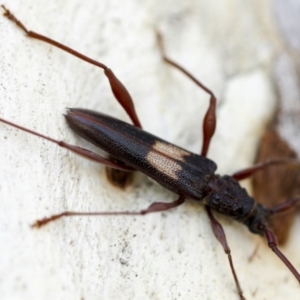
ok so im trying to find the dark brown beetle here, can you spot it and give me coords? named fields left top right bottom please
left=1, top=6, right=300, bottom=300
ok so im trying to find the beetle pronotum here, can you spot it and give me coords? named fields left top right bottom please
left=1, top=2, right=300, bottom=300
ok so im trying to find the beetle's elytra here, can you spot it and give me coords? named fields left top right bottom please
left=1, top=5, right=300, bottom=300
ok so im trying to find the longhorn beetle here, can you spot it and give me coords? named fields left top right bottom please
left=1, top=6, right=300, bottom=300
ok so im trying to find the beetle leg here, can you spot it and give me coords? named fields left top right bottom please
left=32, top=196, right=186, bottom=228
left=268, top=196, right=300, bottom=215
left=157, top=32, right=239, bottom=294
left=1, top=5, right=141, bottom=128
left=156, top=31, right=216, bottom=157
left=2, top=5, right=140, bottom=186
left=231, top=158, right=300, bottom=181
left=0, top=117, right=134, bottom=171
left=205, top=206, right=245, bottom=300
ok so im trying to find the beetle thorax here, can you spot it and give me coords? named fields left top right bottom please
left=204, top=175, right=256, bottom=224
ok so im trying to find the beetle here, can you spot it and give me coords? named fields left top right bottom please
left=1, top=5, right=300, bottom=300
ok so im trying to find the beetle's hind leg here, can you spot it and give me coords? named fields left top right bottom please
left=156, top=31, right=216, bottom=157
left=1, top=5, right=141, bottom=129
left=0, top=117, right=135, bottom=171
left=33, top=197, right=186, bottom=228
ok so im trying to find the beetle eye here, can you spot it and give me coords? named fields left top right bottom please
left=248, top=218, right=264, bottom=235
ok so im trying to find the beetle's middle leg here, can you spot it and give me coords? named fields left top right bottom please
left=33, top=196, right=186, bottom=228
